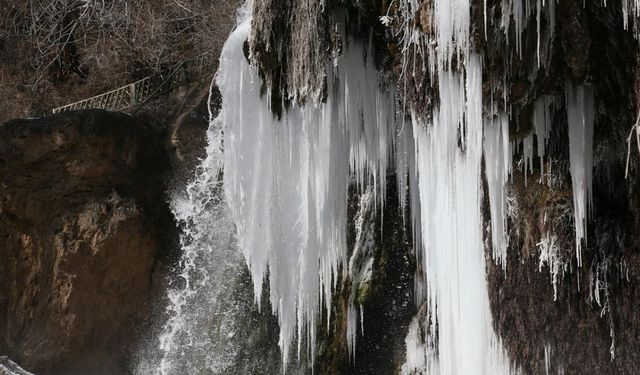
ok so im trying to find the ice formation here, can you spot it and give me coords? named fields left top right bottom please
left=218, top=18, right=397, bottom=364
left=407, top=52, right=514, bottom=373
left=498, top=0, right=557, bottom=66
left=543, top=343, right=565, bottom=375
left=386, top=0, right=515, bottom=369
left=522, top=133, right=534, bottom=185
left=537, top=231, right=567, bottom=300
left=566, top=83, right=595, bottom=266
left=400, top=316, right=426, bottom=374
left=209, top=0, right=600, bottom=372
left=216, top=2, right=517, bottom=369
left=588, top=258, right=620, bottom=360
left=346, top=188, right=376, bottom=359
left=120, top=0, right=640, bottom=372
left=484, top=115, right=512, bottom=266
left=623, top=0, right=640, bottom=33
left=434, top=0, right=470, bottom=69
left=395, top=121, right=426, bottom=302
left=544, top=343, right=552, bottom=375
left=501, top=0, right=528, bottom=56
left=533, top=96, right=555, bottom=180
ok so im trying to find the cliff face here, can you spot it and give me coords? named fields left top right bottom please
left=313, top=180, right=415, bottom=375
left=0, top=110, right=175, bottom=375
left=482, top=2, right=640, bottom=373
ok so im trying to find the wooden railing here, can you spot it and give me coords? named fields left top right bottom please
left=52, top=53, right=215, bottom=114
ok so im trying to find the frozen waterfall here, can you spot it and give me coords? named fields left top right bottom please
left=141, top=0, right=602, bottom=373
left=218, top=18, right=397, bottom=365
left=216, top=6, right=515, bottom=374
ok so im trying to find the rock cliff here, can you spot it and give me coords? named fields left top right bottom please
left=0, top=110, right=175, bottom=374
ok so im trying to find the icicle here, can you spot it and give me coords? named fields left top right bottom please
left=550, top=0, right=556, bottom=35
left=484, top=114, right=512, bottom=266
left=346, top=188, right=376, bottom=359
left=395, top=120, right=424, bottom=293
left=565, top=83, right=595, bottom=267
left=433, top=0, right=471, bottom=69
left=533, top=96, right=555, bottom=180
left=544, top=343, right=553, bottom=375
left=621, top=0, right=639, bottom=32
left=346, top=303, right=358, bottom=360
left=537, top=0, right=542, bottom=66
left=522, top=133, right=534, bottom=186
left=502, top=0, right=531, bottom=57
left=219, top=17, right=397, bottom=366
left=410, top=54, right=513, bottom=374
left=484, top=0, right=488, bottom=40
left=501, top=0, right=561, bottom=62
left=623, top=0, right=632, bottom=30
left=394, top=1, right=515, bottom=371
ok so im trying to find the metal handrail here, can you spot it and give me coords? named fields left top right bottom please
left=51, top=52, right=215, bottom=114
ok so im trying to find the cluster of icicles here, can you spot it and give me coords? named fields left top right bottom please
left=211, top=0, right=603, bottom=374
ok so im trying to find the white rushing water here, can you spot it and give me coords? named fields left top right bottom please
left=160, top=120, right=237, bottom=374
left=135, top=7, right=253, bottom=375
left=134, top=115, right=241, bottom=375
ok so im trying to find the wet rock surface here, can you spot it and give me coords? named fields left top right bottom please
left=314, top=179, right=416, bottom=375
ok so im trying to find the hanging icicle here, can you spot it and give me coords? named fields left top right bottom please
left=484, top=114, right=512, bottom=266
left=219, top=18, right=397, bottom=365
left=565, top=83, right=595, bottom=267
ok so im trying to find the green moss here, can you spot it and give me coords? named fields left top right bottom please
left=357, top=281, right=372, bottom=305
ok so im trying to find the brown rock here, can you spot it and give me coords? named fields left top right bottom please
left=0, top=110, right=174, bottom=375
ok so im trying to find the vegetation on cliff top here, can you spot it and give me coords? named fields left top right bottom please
left=0, top=0, right=238, bottom=123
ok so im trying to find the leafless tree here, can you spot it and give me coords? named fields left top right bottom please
left=0, top=0, right=239, bottom=122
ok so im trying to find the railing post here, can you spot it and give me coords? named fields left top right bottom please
left=129, top=84, right=136, bottom=107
